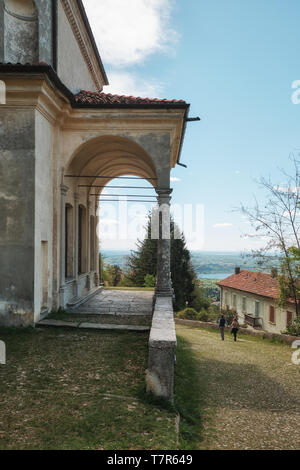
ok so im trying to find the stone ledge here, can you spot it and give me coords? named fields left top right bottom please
left=66, top=286, right=103, bottom=308
left=146, top=296, right=176, bottom=402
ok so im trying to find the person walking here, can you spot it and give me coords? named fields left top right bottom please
left=230, top=316, right=240, bottom=342
left=218, top=314, right=226, bottom=341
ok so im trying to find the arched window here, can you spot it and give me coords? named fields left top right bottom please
left=65, top=204, right=73, bottom=279
left=78, top=205, right=87, bottom=274
left=90, top=215, right=95, bottom=271
left=4, top=1, right=39, bottom=63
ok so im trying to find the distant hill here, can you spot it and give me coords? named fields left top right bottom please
left=101, top=250, right=279, bottom=280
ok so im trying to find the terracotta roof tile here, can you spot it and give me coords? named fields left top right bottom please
left=217, top=270, right=280, bottom=299
left=74, top=90, right=188, bottom=106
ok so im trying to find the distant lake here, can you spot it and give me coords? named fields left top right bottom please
left=198, top=273, right=231, bottom=280
left=100, top=250, right=276, bottom=279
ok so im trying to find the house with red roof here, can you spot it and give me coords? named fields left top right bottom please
left=217, top=268, right=297, bottom=334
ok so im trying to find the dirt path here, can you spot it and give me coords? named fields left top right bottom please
left=176, top=325, right=300, bottom=450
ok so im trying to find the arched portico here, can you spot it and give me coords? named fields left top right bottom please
left=59, top=134, right=173, bottom=308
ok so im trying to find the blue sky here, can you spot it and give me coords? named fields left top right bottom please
left=83, top=0, right=300, bottom=251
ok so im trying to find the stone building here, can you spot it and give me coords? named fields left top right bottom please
left=218, top=269, right=297, bottom=334
left=0, top=0, right=190, bottom=333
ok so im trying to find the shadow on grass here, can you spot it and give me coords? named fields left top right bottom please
left=174, top=334, right=211, bottom=450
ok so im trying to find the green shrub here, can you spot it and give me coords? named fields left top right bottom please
left=144, top=274, right=156, bottom=288
left=198, top=309, right=209, bottom=322
left=284, top=317, right=300, bottom=336
left=177, top=308, right=200, bottom=320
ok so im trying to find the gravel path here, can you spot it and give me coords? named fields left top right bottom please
left=176, top=325, right=300, bottom=450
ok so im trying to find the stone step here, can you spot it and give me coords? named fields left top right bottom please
left=37, top=319, right=150, bottom=332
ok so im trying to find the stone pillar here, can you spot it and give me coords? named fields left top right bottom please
left=94, top=198, right=100, bottom=286
left=155, top=188, right=173, bottom=297
left=59, top=184, right=68, bottom=305
left=74, top=192, right=80, bottom=297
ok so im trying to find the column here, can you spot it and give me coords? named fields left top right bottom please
left=155, top=188, right=173, bottom=297
left=94, top=198, right=100, bottom=286
left=59, top=184, right=68, bottom=305
left=74, top=192, right=80, bottom=297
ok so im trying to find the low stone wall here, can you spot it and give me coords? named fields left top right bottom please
left=146, top=296, right=176, bottom=402
left=175, top=318, right=300, bottom=345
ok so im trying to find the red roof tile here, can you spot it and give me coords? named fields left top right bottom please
left=217, top=270, right=280, bottom=299
left=74, top=90, right=188, bottom=106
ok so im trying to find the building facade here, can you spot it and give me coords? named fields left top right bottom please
left=218, top=269, right=297, bottom=334
left=0, top=0, right=189, bottom=327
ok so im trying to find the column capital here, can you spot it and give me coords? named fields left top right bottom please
left=155, top=188, right=173, bottom=196
left=74, top=192, right=80, bottom=203
left=60, top=184, right=69, bottom=196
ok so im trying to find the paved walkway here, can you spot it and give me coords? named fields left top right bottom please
left=69, top=289, right=153, bottom=315
left=39, top=290, right=154, bottom=331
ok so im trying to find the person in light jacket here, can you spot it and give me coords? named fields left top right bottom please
left=230, top=316, right=240, bottom=342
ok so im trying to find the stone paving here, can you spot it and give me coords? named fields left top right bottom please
left=68, top=289, right=154, bottom=315
left=39, top=290, right=154, bottom=331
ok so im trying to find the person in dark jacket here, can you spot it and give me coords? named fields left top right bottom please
left=218, top=314, right=226, bottom=340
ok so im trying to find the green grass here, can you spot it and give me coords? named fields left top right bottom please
left=0, top=327, right=176, bottom=450
left=175, top=324, right=300, bottom=450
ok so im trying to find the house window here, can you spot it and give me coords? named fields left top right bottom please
left=287, top=311, right=293, bottom=327
left=242, top=297, right=247, bottom=312
left=269, top=305, right=275, bottom=324
left=255, top=301, right=260, bottom=317
left=225, top=291, right=229, bottom=308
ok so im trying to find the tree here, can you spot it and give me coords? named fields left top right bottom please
left=240, top=156, right=300, bottom=316
left=104, top=264, right=123, bottom=286
left=127, top=214, right=199, bottom=310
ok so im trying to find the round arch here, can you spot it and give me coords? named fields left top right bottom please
left=64, top=135, right=158, bottom=194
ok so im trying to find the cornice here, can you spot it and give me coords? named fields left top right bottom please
left=60, top=0, right=106, bottom=91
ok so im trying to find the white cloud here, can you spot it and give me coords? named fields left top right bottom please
left=83, top=0, right=178, bottom=68
left=170, top=176, right=181, bottom=182
left=106, top=71, right=163, bottom=98
left=213, top=223, right=233, bottom=228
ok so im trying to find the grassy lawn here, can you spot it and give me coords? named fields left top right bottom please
left=0, top=327, right=176, bottom=450
left=175, top=325, right=300, bottom=450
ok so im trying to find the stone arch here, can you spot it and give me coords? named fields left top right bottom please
left=4, top=0, right=39, bottom=63
left=64, top=135, right=158, bottom=194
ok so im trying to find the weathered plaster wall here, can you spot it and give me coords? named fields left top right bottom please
left=4, top=0, right=39, bottom=64
left=0, top=1, right=4, bottom=62
left=35, top=0, right=53, bottom=65
left=57, top=0, right=97, bottom=93
left=0, top=108, right=35, bottom=326
left=34, top=110, right=54, bottom=322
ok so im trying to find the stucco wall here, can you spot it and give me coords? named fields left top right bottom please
left=35, top=0, right=53, bottom=65
left=0, top=1, right=4, bottom=62
left=34, top=110, right=54, bottom=322
left=57, top=0, right=98, bottom=93
left=0, top=108, right=35, bottom=326
left=221, top=287, right=296, bottom=334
